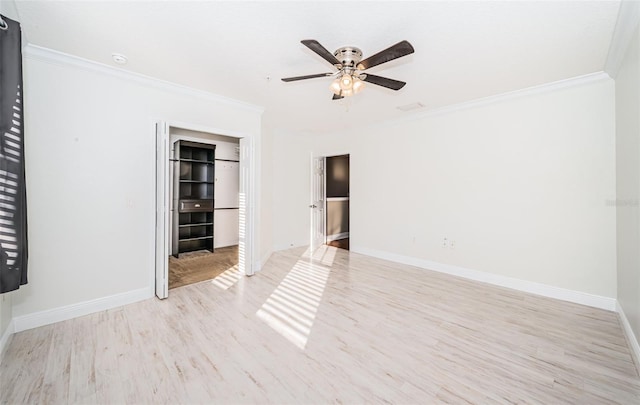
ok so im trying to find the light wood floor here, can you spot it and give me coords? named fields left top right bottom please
left=1, top=246, right=639, bottom=404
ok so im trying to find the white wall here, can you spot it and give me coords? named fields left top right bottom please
left=0, top=293, right=11, bottom=349
left=272, top=77, right=617, bottom=298
left=259, top=124, right=273, bottom=265
left=11, top=47, right=262, bottom=318
left=616, top=22, right=640, bottom=343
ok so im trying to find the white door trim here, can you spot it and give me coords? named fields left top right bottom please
left=155, top=122, right=170, bottom=299
left=154, top=120, right=258, bottom=297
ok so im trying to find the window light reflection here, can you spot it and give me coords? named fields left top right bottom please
left=211, top=265, right=241, bottom=290
left=257, top=245, right=338, bottom=350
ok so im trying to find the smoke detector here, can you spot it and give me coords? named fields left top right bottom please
left=111, top=53, right=128, bottom=65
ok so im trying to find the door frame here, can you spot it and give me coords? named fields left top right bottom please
left=155, top=119, right=258, bottom=299
left=310, top=155, right=326, bottom=250
left=310, top=151, right=351, bottom=251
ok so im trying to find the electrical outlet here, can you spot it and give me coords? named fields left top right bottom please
left=442, top=237, right=448, bottom=248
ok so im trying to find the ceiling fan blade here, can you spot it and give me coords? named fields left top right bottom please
left=332, top=93, right=344, bottom=100
left=362, top=74, right=406, bottom=90
left=281, top=73, right=333, bottom=82
left=301, top=39, right=342, bottom=68
left=357, top=40, right=415, bottom=70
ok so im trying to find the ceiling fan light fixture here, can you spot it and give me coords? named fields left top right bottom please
left=341, top=88, right=354, bottom=97
left=339, top=74, right=353, bottom=90
left=352, top=77, right=364, bottom=94
left=329, top=79, right=342, bottom=95
left=331, top=75, right=363, bottom=97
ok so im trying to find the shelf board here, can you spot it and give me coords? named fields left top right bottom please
left=179, top=158, right=214, bottom=164
left=179, top=222, right=214, bottom=227
left=179, top=236, right=214, bottom=242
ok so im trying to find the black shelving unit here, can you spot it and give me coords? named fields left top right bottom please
left=172, top=141, right=216, bottom=257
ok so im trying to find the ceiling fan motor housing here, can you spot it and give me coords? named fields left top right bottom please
left=333, top=46, right=363, bottom=69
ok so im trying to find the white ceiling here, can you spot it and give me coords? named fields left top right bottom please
left=11, top=1, right=621, bottom=134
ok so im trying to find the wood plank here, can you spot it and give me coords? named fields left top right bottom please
left=1, top=247, right=639, bottom=403
left=169, top=245, right=238, bottom=289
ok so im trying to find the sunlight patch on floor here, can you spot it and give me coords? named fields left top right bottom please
left=256, top=246, right=337, bottom=349
left=304, top=244, right=337, bottom=266
left=211, top=265, right=241, bottom=290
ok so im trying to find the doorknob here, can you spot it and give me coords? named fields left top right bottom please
left=309, top=204, right=317, bottom=208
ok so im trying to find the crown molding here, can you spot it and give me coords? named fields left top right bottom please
left=605, top=0, right=640, bottom=78
left=23, top=44, right=264, bottom=114
left=407, top=72, right=611, bottom=122
left=332, top=71, right=611, bottom=135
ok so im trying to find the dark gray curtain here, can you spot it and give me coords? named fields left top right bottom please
left=0, top=15, right=28, bottom=294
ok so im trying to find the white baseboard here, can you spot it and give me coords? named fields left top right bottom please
left=0, top=318, right=15, bottom=365
left=617, top=301, right=640, bottom=372
left=351, top=246, right=617, bottom=311
left=327, top=232, right=349, bottom=242
left=13, top=287, right=153, bottom=333
left=273, top=240, right=308, bottom=252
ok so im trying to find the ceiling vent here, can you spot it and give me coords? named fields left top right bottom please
left=397, top=102, right=425, bottom=112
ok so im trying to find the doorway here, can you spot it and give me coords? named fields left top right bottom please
left=155, top=121, right=255, bottom=299
left=311, top=154, right=350, bottom=251
left=168, top=128, right=241, bottom=289
left=325, top=155, right=350, bottom=250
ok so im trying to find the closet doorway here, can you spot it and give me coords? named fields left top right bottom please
left=168, top=128, right=241, bottom=289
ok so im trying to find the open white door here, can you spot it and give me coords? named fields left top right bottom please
left=239, top=137, right=254, bottom=275
left=310, top=156, right=326, bottom=250
left=155, top=122, right=170, bottom=298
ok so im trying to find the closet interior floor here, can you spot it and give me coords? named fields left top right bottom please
left=168, top=245, right=238, bottom=289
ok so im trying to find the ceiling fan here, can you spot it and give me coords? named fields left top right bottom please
left=281, top=39, right=415, bottom=100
